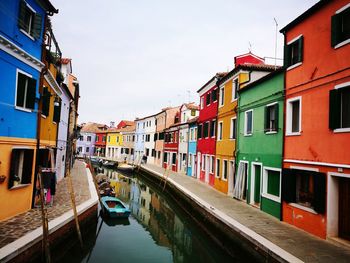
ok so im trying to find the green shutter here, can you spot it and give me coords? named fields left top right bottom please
left=41, top=87, right=50, bottom=117
left=18, top=0, right=27, bottom=30
left=16, top=73, right=26, bottom=107
left=274, top=103, right=279, bottom=132
left=312, top=172, right=326, bottom=214
left=282, top=169, right=296, bottom=203
left=331, top=14, right=341, bottom=47
left=26, top=77, right=37, bottom=110
left=283, top=44, right=291, bottom=68
left=298, top=36, right=303, bottom=63
left=329, top=89, right=341, bottom=129
left=32, top=13, right=42, bottom=39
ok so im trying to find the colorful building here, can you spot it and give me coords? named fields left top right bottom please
left=236, top=70, right=284, bottom=219
left=134, top=118, right=146, bottom=162
left=120, top=124, right=135, bottom=162
left=163, top=121, right=180, bottom=171
left=197, top=73, right=226, bottom=185
left=280, top=0, right=350, bottom=239
left=94, top=125, right=108, bottom=157
left=0, top=0, right=57, bottom=221
left=187, top=117, right=198, bottom=177
left=154, top=106, right=180, bottom=167
left=77, top=122, right=106, bottom=158
left=216, top=54, right=275, bottom=195
left=106, top=127, right=122, bottom=160
left=143, top=115, right=157, bottom=164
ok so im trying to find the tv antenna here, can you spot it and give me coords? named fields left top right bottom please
left=273, top=18, right=278, bottom=69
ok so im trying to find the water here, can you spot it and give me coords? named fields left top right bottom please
left=57, top=167, right=263, bottom=263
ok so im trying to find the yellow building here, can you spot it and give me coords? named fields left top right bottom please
left=215, top=54, right=273, bottom=195
left=106, top=128, right=123, bottom=160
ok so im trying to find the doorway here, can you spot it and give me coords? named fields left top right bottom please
left=339, top=177, right=350, bottom=241
left=197, top=153, right=201, bottom=179
left=228, top=160, right=235, bottom=196
left=205, top=155, right=210, bottom=183
left=250, top=163, right=262, bottom=207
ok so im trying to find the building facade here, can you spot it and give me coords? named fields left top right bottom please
left=280, top=0, right=350, bottom=239
left=106, top=128, right=122, bottom=160
left=143, top=115, right=157, bottom=164
left=187, top=117, right=198, bottom=177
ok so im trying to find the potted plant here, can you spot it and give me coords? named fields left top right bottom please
left=13, top=175, right=20, bottom=186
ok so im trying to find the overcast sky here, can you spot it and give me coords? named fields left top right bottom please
left=51, top=0, right=318, bottom=125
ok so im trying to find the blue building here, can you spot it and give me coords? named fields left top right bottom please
left=0, top=0, right=57, bottom=221
left=187, top=117, right=198, bottom=177
left=134, top=118, right=146, bottom=162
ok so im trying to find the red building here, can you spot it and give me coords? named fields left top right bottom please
left=94, top=129, right=108, bottom=157
left=196, top=73, right=226, bottom=185
left=280, top=0, right=350, bottom=240
left=163, top=122, right=181, bottom=171
left=117, top=120, right=134, bottom=129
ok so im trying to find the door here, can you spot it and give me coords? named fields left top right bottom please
left=339, top=178, right=350, bottom=241
left=250, top=164, right=261, bottom=206
left=228, top=161, right=235, bottom=196
left=192, top=154, right=196, bottom=178
left=205, top=155, right=210, bottom=183
left=197, top=153, right=201, bottom=179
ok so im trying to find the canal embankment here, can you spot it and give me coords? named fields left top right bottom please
left=0, top=161, right=98, bottom=263
left=139, top=164, right=350, bottom=263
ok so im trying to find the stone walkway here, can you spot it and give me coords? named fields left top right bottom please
left=0, top=161, right=90, bottom=249
left=143, top=163, right=350, bottom=263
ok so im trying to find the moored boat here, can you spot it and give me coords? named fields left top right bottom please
left=102, top=160, right=118, bottom=168
left=101, top=196, right=131, bottom=218
left=116, top=163, right=135, bottom=174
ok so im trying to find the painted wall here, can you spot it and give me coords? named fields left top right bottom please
left=134, top=119, right=145, bottom=161
left=237, top=71, right=284, bottom=219
left=76, top=132, right=95, bottom=157
left=163, top=128, right=179, bottom=171
left=144, top=116, right=156, bottom=164
left=187, top=122, right=197, bottom=177
left=177, top=124, right=188, bottom=173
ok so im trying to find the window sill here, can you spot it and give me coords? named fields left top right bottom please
left=229, top=138, right=236, bottom=141
left=219, top=104, right=224, bottom=108
left=221, top=178, right=228, bottom=181
left=261, top=192, right=281, bottom=203
left=289, top=202, right=317, bottom=214
left=286, top=131, right=301, bottom=136
left=15, top=106, right=33, bottom=113
left=9, top=183, right=31, bottom=190
left=265, top=131, right=277, bottom=135
left=334, top=38, right=350, bottom=49
left=20, top=29, right=35, bottom=41
left=334, top=128, right=350, bottom=133
left=286, top=62, right=302, bottom=71
left=244, top=134, right=252, bottom=137
left=231, top=98, right=238, bottom=103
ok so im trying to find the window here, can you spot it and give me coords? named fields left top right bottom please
left=286, top=97, right=301, bottom=135
left=265, top=103, right=279, bottom=133
left=52, top=98, right=61, bottom=123
left=172, top=152, right=176, bottom=165
left=212, top=88, right=217, bottom=102
left=232, top=79, right=238, bottom=101
left=18, top=0, right=42, bottom=39
left=143, top=122, right=145, bottom=128
left=219, top=87, right=225, bottom=107
left=263, top=168, right=281, bottom=202
left=87, top=136, right=91, bottom=142
left=194, top=127, right=197, bottom=141
left=284, top=35, right=303, bottom=68
left=331, top=5, right=350, bottom=48
left=188, top=153, right=192, bottom=167
left=206, top=93, right=211, bottom=105
left=197, top=124, right=202, bottom=139
left=230, top=118, right=236, bottom=139
left=154, top=133, right=158, bottom=141
left=329, top=84, right=350, bottom=131
left=117, top=136, right=119, bottom=143
left=78, top=147, right=82, bottom=152
left=86, top=147, right=90, bottom=153
left=159, top=132, right=164, bottom=140
left=218, top=122, right=223, bottom=140
left=222, top=160, right=228, bottom=180
left=190, top=128, right=194, bottom=141
left=216, top=159, right=220, bottom=178
left=102, top=136, right=106, bottom=142
left=146, top=148, right=149, bottom=156
left=8, top=149, right=34, bottom=188
left=244, top=110, right=253, bottom=136
left=191, top=110, right=196, bottom=116
left=201, top=154, right=205, bottom=171
left=201, top=97, right=204, bottom=109
left=203, top=122, right=209, bottom=138
left=96, top=136, right=99, bottom=142
left=210, top=120, right=216, bottom=137
left=282, top=169, right=326, bottom=214
left=158, top=151, right=161, bottom=159
left=108, top=136, right=110, bottom=142
left=41, top=87, right=51, bottom=117
left=210, top=156, right=214, bottom=174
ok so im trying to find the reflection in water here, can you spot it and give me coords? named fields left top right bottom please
left=60, top=167, right=261, bottom=263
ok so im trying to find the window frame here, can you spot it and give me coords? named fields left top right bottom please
left=231, top=78, right=238, bottom=102
left=222, top=159, right=228, bottom=181
left=331, top=3, right=350, bottom=49
left=286, top=96, right=302, bottom=136
left=210, top=119, right=216, bottom=138
left=262, top=167, right=281, bottom=203
left=285, top=34, right=303, bottom=71
left=219, top=86, right=225, bottom=107
left=244, top=109, right=253, bottom=136
left=265, top=102, right=279, bottom=134
left=230, top=117, right=237, bottom=140
left=215, top=158, right=220, bottom=178
left=330, top=82, right=350, bottom=133
left=217, top=121, right=223, bottom=141
left=15, top=69, right=36, bottom=112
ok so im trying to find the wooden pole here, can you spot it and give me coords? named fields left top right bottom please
left=38, top=170, right=51, bottom=263
left=87, top=158, right=103, bottom=205
left=65, top=169, right=84, bottom=248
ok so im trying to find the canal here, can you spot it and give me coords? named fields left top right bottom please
left=57, top=167, right=263, bottom=263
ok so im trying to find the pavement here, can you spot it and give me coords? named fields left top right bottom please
left=0, top=161, right=90, bottom=250
left=143, top=163, right=350, bottom=263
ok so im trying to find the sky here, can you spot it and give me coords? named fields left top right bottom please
left=50, top=0, right=319, bottom=125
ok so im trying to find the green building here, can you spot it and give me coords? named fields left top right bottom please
left=234, top=69, right=284, bottom=219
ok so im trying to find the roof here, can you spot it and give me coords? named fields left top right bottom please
left=106, top=127, right=120, bottom=133
left=187, top=116, right=199, bottom=124
left=39, top=0, right=58, bottom=14
left=280, top=0, right=328, bottom=33
left=197, top=72, right=227, bottom=93
left=183, top=103, right=199, bottom=110
left=238, top=68, right=284, bottom=93
left=61, top=58, right=71, bottom=64
left=120, top=120, right=134, bottom=126
left=80, top=122, right=108, bottom=133
left=120, top=125, right=136, bottom=133
left=218, top=63, right=278, bottom=86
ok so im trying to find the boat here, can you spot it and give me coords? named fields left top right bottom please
left=116, top=163, right=135, bottom=174
left=102, top=160, right=118, bottom=168
left=101, top=196, right=131, bottom=218
left=90, top=156, right=102, bottom=165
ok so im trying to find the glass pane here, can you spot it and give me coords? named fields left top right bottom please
left=341, top=88, right=350, bottom=128
left=246, top=111, right=252, bottom=134
left=267, top=170, right=280, bottom=197
left=16, top=73, right=26, bottom=107
left=291, top=100, right=300, bottom=132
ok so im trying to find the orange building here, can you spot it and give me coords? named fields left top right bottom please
left=280, top=0, right=350, bottom=240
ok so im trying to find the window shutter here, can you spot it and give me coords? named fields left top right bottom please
left=53, top=100, right=61, bottom=123
left=32, top=13, right=42, bottom=39
left=18, top=0, right=27, bottom=30
left=298, top=36, right=303, bottom=63
left=331, top=14, right=341, bottom=47
left=274, top=103, right=279, bottom=131
left=264, top=106, right=268, bottom=131
left=312, top=172, right=326, bottom=214
left=329, top=89, right=341, bottom=129
left=41, top=87, right=50, bottom=117
left=16, top=73, right=26, bottom=108
left=26, top=77, right=37, bottom=110
left=22, top=149, right=34, bottom=184
left=8, top=149, right=20, bottom=189
left=283, top=44, right=291, bottom=68
left=282, top=168, right=296, bottom=203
